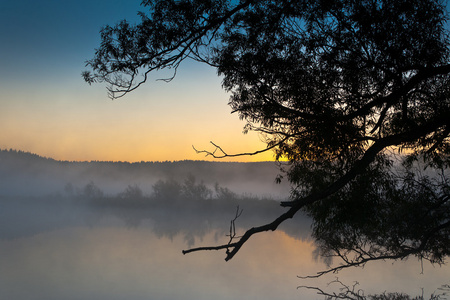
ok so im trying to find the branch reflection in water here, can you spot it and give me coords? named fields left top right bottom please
left=0, top=180, right=448, bottom=300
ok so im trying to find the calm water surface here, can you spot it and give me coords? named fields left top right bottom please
left=1, top=197, right=448, bottom=300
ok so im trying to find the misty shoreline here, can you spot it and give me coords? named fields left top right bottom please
left=0, top=149, right=290, bottom=199
left=0, top=149, right=310, bottom=245
left=0, top=179, right=312, bottom=246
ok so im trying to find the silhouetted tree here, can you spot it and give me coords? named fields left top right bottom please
left=80, top=181, right=104, bottom=199
left=84, top=0, right=450, bottom=270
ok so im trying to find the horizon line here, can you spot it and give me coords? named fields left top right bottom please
left=0, top=148, right=280, bottom=164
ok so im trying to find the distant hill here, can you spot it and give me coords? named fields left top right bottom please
left=0, top=149, right=290, bottom=198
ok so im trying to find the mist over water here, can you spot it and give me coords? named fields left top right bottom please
left=0, top=149, right=290, bottom=198
left=0, top=150, right=448, bottom=300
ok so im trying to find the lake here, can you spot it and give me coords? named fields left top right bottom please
left=1, top=194, right=448, bottom=300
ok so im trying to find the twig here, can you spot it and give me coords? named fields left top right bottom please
left=192, top=139, right=287, bottom=158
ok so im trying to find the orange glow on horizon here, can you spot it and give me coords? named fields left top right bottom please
left=0, top=125, right=277, bottom=163
left=1, top=51, right=280, bottom=163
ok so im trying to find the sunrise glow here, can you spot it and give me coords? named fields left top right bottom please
left=0, top=1, right=274, bottom=163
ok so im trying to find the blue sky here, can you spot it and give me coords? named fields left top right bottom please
left=1, top=1, right=138, bottom=81
left=0, top=0, right=272, bottom=162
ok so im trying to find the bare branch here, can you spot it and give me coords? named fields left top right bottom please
left=183, top=195, right=310, bottom=260
left=298, top=278, right=366, bottom=300
left=192, top=138, right=289, bottom=159
left=182, top=205, right=243, bottom=256
left=227, top=206, right=244, bottom=246
left=182, top=243, right=239, bottom=255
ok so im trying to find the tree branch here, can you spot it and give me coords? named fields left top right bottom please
left=298, top=278, right=365, bottom=300
left=182, top=205, right=243, bottom=256
left=95, top=0, right=256, bottom=99
left=183, top=118, right=448, bottom=261
left=192, top=137, right=289, bottom=159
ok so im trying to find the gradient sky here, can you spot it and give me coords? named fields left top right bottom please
left=0, top=0, right=273, bottom=162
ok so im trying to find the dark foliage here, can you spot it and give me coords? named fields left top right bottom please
left=84, top=0, right=450, bottom=272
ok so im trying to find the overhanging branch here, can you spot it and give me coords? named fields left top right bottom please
left=183, top=119, right=447, bottom=261
left=192, top=137, right=289, bottom=159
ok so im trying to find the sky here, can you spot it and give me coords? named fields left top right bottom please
left=0, top=0, right=273, bottom=162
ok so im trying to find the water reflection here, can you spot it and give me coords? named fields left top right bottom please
left=1, top=193, right=449, bottom=300
left=0, top=226, right=319, bottom=300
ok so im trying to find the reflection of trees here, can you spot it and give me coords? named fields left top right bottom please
left=300, top=278, right=449, bottom=300
left=0, top=177, right=311, bottom=244
left=299, top=162, right=450, bottom=279
left=86, top=177, right=312, bottom=245
left=2, top=178, right=447, bottom=299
